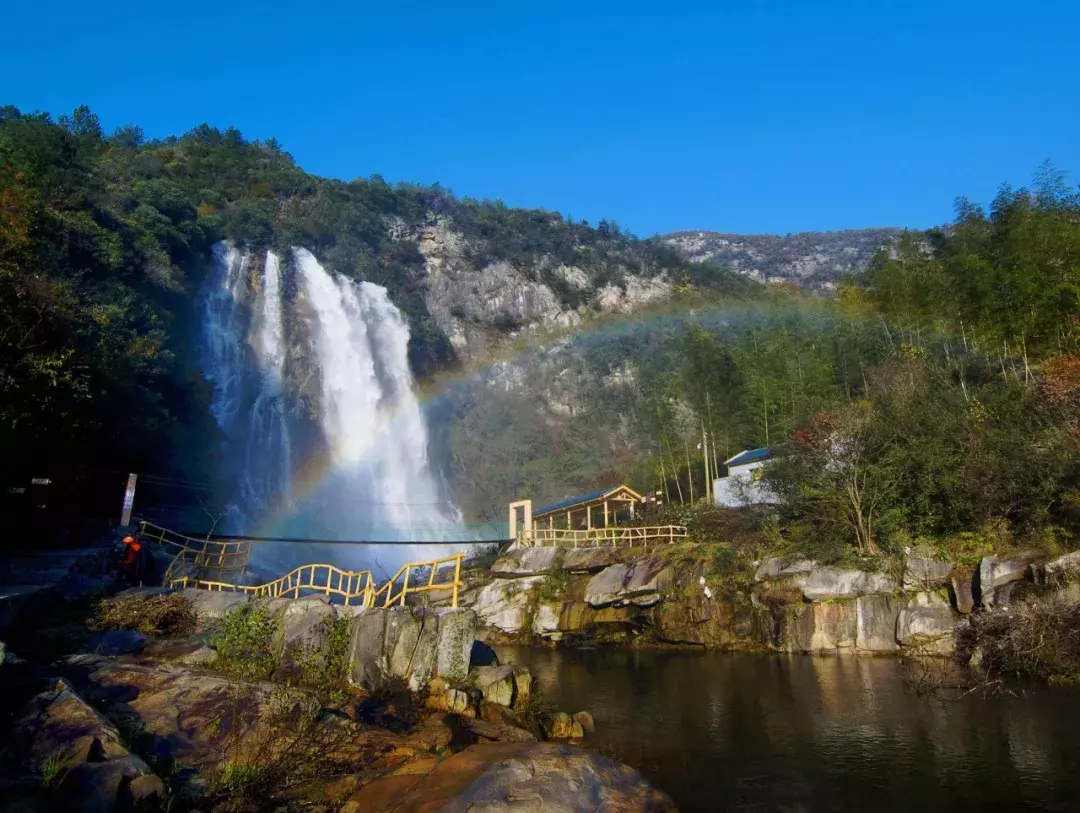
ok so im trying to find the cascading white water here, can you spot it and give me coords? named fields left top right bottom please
left=201, top=241, right=463, bottom=571
left=294, top=248, right=462, bottom=556
left=203, top=245, right=293, bottom=520
left=203, top=243, right=249, bottom=433
left=245, top=251, right=291, bottom=511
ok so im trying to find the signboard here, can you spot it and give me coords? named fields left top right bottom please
left=30, top=477, right=52, bottom=485
left=120, top=473, right=138, bottom=526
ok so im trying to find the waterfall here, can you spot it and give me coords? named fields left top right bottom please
left=245, top=251, right=291, bottom=511
left=202, top=245, right=293, bottom=521
left=203, top=243, right=248, bottom=434
left=200, top=242, right=463, bottom=572
left=294, top=248, right=462, bottom=549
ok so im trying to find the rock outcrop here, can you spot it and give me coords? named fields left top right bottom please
left=793, top=568, right=897, bottom=601
left=491, top=547, right=563, bottom=577
left=462, top=539, right=1080, bottom=657
left=585, top=557, right=672, bottom=608
left=342, top=741, right=676, bottom=812
left=4, top=679, right=163, bottom=813
left=349, top=607, right=477, bottom=691
left=979, top=552, right=1040, bottom=608
left=472, top=577, right=543, bottom=634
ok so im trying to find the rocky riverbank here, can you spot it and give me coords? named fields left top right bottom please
left=445, top=543, right=1080, bottom=658
left=0, top=587, right=674, bottom=812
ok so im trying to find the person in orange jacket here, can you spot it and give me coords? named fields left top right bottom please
left=118, top=535, right=142, bottom=585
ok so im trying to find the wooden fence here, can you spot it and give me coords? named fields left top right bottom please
left=519, top=525, right=688, bottom=549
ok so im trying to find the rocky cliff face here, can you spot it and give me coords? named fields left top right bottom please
left=409, top=219, right=674, bottom=363
left=663, top=228, right=900, bottom=291
left=444, top=545, right=1080, bottom=657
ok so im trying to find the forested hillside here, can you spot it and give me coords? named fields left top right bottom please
left=3, top=104, right=1080, bottom=564
left=450, top=167, right=1080, bottom=564
left=0, top=105, right=753, bottom=487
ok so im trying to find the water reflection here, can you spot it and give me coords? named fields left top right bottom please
left=495, top=647, right=1080, bottom=812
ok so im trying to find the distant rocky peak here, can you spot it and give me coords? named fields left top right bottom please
left=663, top=228, right=901, bottom=291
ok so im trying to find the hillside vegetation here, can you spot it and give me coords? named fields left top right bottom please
left=451, top=166, right=1080, bottom=565
left=0, top=105, right=753, bottom=484
left=3, top=104, right=1080, bottom=565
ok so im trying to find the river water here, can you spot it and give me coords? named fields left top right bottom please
left=495, top=647, right=1080, bottom=812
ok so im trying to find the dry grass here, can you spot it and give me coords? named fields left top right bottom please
left=753, top=580, right=805, bottom=611
left=89, top=592, right=196, bottom=637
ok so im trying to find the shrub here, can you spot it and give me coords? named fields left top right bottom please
left=754, top=580, right=804, bottom=611
left=535, top=570, right=568, bottom=603
left=210, top=600, right=279, bottom=679
left=298, top=616, right=352, bottom=703
left=955, top=598, right=1080, bottom=689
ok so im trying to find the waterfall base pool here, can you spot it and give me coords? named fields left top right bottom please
left=494, top=646, right=1080, bottom=812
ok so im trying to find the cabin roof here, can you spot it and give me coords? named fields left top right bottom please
left=533, top=484, right=644, bottom=518
left=724, top=447, right=772, bottom=468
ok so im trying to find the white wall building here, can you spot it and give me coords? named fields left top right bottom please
left=713, top=447, right=781, bottom=508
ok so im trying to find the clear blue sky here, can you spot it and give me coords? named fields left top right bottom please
left=5, top=1, right=1077, bottom=236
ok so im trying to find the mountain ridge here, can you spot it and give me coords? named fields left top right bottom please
left=662, top=227, right=901, bottom=290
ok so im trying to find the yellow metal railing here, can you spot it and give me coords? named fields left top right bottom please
left=519, top=525, right=687, bottom=549
left=367, top=552, right=465, bottom=608
left=138, top=521, right=251, bottom=583
left=158, top=545, right=466, bottom=609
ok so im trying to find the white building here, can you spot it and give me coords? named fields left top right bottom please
left=713, top=447, right=781, bottom=508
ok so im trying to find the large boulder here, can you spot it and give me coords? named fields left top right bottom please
left=532, top=603, right=562, bottom=638
left=562, top=548, right=638, bottom=573
left=950, top=567, right=977, bottom=614
left=433, top=608, right=477, bottom=681
left=585, top=556, right=672, bottom=608
left=1036, top=550, right=1080, bottom=602
left=491, top=547, right=563, bottom=576
left=980, top=552, right=1040, bottom=608
left=276, top=596, right=336, bottom=669
left=855, top=593, right=901, bottom=652
left=532, top=601, right=639, bottom=644
left=903, top=547, right=954, bottom=591
left=652, top=584, right=757, bottom=649
left=4, top=679, right=164, bottom=813
left=348, top=606, right=475, bottom=691
left=754, top=557, right=816, bottom=582
left=472, top=576, right=543, bottom=634
left=779, top=601, right=857, bottom=653
left=897, top=600, right=957, bottom=655
left=385, top=608, right=440, bottom=691
left=342, top=741, right=676, bottom=812
left=794, top=568, right=896, bottom=601
left=179, top=587, right=249, bottom=627
left=349, top=608, right=390, bottom=689
left=470, top=664, right=532, bottom=708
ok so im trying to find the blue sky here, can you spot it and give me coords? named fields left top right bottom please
left=5, top=1, right=1077, bottom=236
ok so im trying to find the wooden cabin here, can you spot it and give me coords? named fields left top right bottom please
left=508, top=484, right=645, bottom=539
